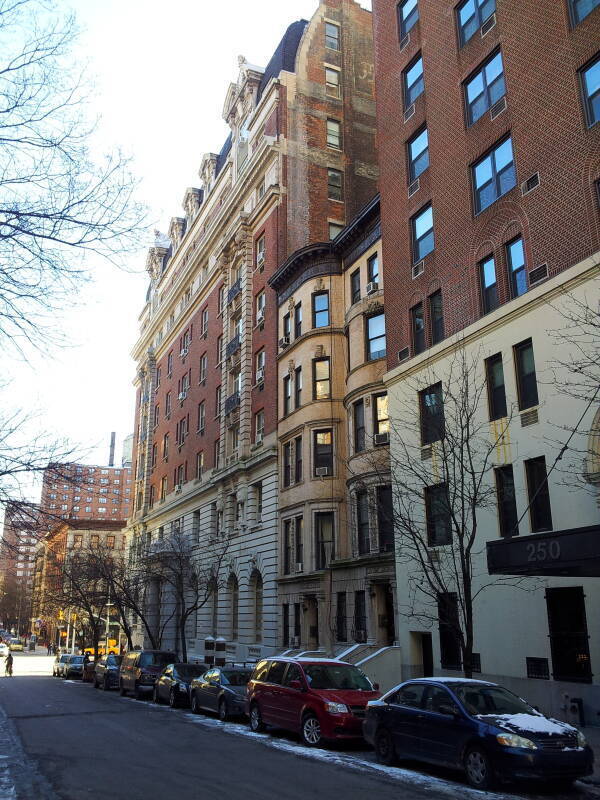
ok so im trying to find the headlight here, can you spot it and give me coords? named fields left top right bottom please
left=324, top=702, right=349, bottom=714
left=577, top=731, right=587, bottom=748
left=496, top=733, right=538, bottom=750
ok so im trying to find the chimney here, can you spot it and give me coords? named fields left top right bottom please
left=108, top=432, right=116, bottom=467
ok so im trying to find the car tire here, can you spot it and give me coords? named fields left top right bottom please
left=103, top=676, right=110, bottom=692
left=249, top=703, right=265, bottom=733
left=119, top=682, right=126, bottom=697
left=301, top=713, right=322, bottom=747
left=191, top=692, right=201, bottom=715
left=464, top=746, right=494, bottom=790
left=218, top=698, right=228, bottom=722
left=375, top=729, right=396, bottom=766
left=169, top=688, right=178, bottom=709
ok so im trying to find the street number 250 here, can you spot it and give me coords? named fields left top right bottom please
left=526, top=541, right=561, bottom=562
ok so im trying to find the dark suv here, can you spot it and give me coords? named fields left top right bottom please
left=246, top=657, right=380, bottom=747
left=93, top=653, right=122, bottom=690
left=119, top=650, right=176, bottom=699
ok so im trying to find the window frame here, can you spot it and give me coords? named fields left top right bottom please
left=495, top=464, right=518, bottom=537
left=569, top=0, right=600, bottom=26
left=464, top=50, right=506, bottom=126
left=513, top=338, right=539, bottom=410
left=457, top=0, right=496, bottom=47
left=325, top=67, right=341, bottom=98
left=366, top=312, right=386, bottom=361
left=580, top=54, right=600, bottom=127
left=325, top=21, right=340, bottom=50
left=411, top=302, right=425, bottom=355
left=411, top=204, right=434, bottom=262
left=313, top=357, right=331, bottom=400
left=374, top=392, right=390, bottom=437
left=506, top=236, right=528, bottom=298
left=425, top=482, right=452, bottom=546
left=312, top=291, right=330, bottom=328
left=313, top=428, right=334, bottom=476
left=403, top=54, right=424, bottom=109
left=407, top=126, right=429, bottom=182
left=429, top=290, right=444, bottom=345
left=398, top=0, right=419, bottom=37
left=420, top=382, right=445, bottom=445
left=350, top=269, right=361, bottom=304
left=326, top=118, right=342, bottom=149
left=327, top=168, right=344, bottom=201
left=479, top=254, right=499, bottom=314
left=485, top=353, right=507, bottom=420
left=354, top=398, right=366, bottom=453
left=472, top=136, right=517, bottom=215
left=283, top=374, right=292, bottom=416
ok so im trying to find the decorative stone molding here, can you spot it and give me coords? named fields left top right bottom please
left=183, top=187, right=202, bottom=220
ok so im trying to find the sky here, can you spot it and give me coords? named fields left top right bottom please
left=5, top=0, right=371, bottom=496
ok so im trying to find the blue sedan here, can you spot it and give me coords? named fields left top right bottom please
left=363, top=678, right=593, bottom=790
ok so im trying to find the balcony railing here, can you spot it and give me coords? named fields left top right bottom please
left=227, top=279, right=241, bottom=305
left=224, top=392, right=240, bottom=416
left=225, top=335, right=241, bottom=359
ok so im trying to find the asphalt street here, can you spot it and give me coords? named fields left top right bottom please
left=0, top=652, right=599, bottom=800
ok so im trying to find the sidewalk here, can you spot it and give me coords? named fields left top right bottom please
left=583, top=726, right=600, bottom=785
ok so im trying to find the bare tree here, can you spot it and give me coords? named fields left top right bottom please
left=352, top=346, right=529, bottom=678
left=0, top=0, right=146, bottom=351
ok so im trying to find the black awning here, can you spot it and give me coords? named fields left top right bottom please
left=486, top=525, right=600, bottom=577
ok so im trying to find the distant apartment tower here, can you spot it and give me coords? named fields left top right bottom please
left=127, top=0, right=378, bottom=660
left=41, top=462, right=133, bottom=523
left=372, top=0, right=600, bottom=715
left=0, top=502, right=40, bottom=632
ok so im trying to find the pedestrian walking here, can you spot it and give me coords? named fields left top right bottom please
left=5, top=652, right=13, bottom=677
left=47, top=642, right=52, bottom=655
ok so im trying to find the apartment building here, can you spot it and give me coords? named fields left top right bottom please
left=40, top=462, right=133, bottom=523
left=372, top=0, right=600, bottom=717
left=127, top=1, right=378, bottom=662
left=0, top=502, right=40, bottom=634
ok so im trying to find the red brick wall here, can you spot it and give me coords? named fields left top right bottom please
left=372, top=0, right=600, bottom=365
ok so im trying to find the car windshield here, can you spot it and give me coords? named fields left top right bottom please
left=221, top=670, right=252, bottom=686
left=455, top=685, right=534, bottom=716
left=303, top=664, right=373, bottom=690
left=139, top=652, right=176, bottom=668
left=107, top=655, right=122, bottom=666
left=70, top=656, right=84, bottom=664
left=176, top=665, right=206, bottom=679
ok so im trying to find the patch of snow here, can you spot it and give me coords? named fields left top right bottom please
left=483, top=713, right=576, bottom=735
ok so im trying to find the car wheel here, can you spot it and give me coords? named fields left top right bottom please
left=464, top=746, right=494, bottom=790
left=191, top=692, right=201, bottom=715
left=249, top=703, right=265, bottom=733
left=218, top=698, right=228, bottom=722
left=375, top=729, right=396, bottom=766
left=169, top=688, right=178, bottom=709
left=119, top=682, right=126, bottom=697
left=301, top=713, right=322, bottom=747
left=103, top=676, right=110, bottom=692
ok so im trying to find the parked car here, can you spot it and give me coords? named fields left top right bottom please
left=190, top=665, right=252, bottom=719
left=363, top=677, right=594, bottom=790
left=246, top=657, right=380, bottom=747
left=119, top=650, right=177, bottom=699
left=154, top=663, right=207, bottom=708
left=0, top=643, right=9, bottom=658
left=53, top=653, right=71, bottom=677
left=64, top=655, right=85, bottom=680
left=8, top=638, right=23, bottom=652
left=93, top=654, right=122, bottom=690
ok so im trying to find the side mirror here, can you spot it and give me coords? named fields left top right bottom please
left=289, top=679, right=303, bottom=691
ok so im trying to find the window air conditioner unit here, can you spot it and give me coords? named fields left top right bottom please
left=279, top=336, right=290, bottom=348
left=174, top=484, right=182, bottom=494
left=178, top=391, right=187, bottom=401
left=412, top=260, right=424, bottom=279
left=257, top=309, right=265, bottom=324
left=256, top=367, right=265, bottom=383
left=374, top=432, right=390, bottom=445
left=295, top=562, right=303, bottom=572
left=180, top=348, right=189, bottom=358
left=366, top=281, right=379, bottom=295
left=315, top=467, right=330, bottom=478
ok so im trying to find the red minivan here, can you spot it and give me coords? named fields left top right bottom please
left=246, top=657, right=380, bottom=747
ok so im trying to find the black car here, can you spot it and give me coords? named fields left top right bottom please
left=64, top=655, right=85, bottom=680
left=190, top=666, right=252, bottom=720
left=153, top=663, right=207, bottom=707
left=363, top=678, right=594, bottom=790
left=93, top=654, right=122, bottom=690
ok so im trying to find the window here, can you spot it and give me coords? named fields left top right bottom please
left=411, top=302, right=425, bottom=355
left=153, top=405, right=159, bottom=428
left=328, top=168, right=343, bottom=201
left=255, top=409, right=265, bottom=442
left=256, top=291, right=266, bottom=321
left=412, top=204, right=434, bottom=262
left=313, top=358, right=331, bottom=400
left=325, top=67, right=341, bottom=98
left=354, top=399, right=365, bottom=452
left=473, top=137, right=516, bottom=214
left=214, top=438, right=221, bottom=469
left=196, top=451, right=204, bottom=479
left=218, top=285, right=226, bottom=314
left=525, top=456, right=553, bottom=532
left=162, top=433, right=169, bottom=459
left=485, top=353, right=507, bottom=420
left=294, top=302, right=302, bottom=339
left=199, top=354, right=207, bottom=383
left=325, top=21, right=340, bottom=49
left=315, top=511, right=334, bottom=569
left=215, top=385, right=222, bottom=417
left=283, top=375, right=291, bottom=416
left=367, top=313, right=386, bottom=360
left=253, top=571, right=263, bottom=643
left=356, top=491, right=370, bottom=554
left=354, top=591, right=367, bottom=641
left=151, top=444, right=157, bottom=469
left=398, top=0, right=419, bottom=36
left=479, top=255, right=498, bottom=314
left=374, top=393, right=390, bottom=436
left=425, top=483, right=451, bottom=546
left=457, top=0, right=496, bottom=46
left=255, top=481, right=263, bottom=518
left=495, top=465, right=518, bottom=537
left=326, top=118, right=342, bottom=149
left=294, top=366, right=302, bottom=409
left=283, top=520, right=293, bottom=574
left=506, top=237, right=527, bottom=298
left=197, top=401, right=206, bottom=433
left=408, top=127, right=429, bottom=181
left=429, top=291, right=444, bottom=345
left=283, top=312, right=291, bottom=340
left=329, top=221, right=344, bottom=239
left=314, top=429, right=333, bottom=475
left=216, top=334, right=223, bottom=363
left=295, top=436, right=303, bottom=482
left=465, top=51, right=505, bottom=125
left=256, top=235, right=265, bottom=267
left=336, top=593, right=347, bottom=642
left=201, top=308, right=209, bottom=336
left=581, top=55, right=600, bottom=126
left=377, top=485, right=394, bottom=551
left=167, top=351, right=173, bottom=376
left=404, top=55, right=424, bottom=108
left=438, top=592, right=461, bottom=669
left=256, top=348, right=266, bottom=379
left=165, top=391, right=171, bottom=418
left=160, top=476, right=167, bottom=501
left=570, top=0, right=600, bottom=25
left=420, top=382, right=444, bottom=445
left=546, top=587, right=592, bottom=683
left=283, top=442, right=292, bottom=488
left=367, top=253, right=379, bottom=283
left=73, top=534, right=82, bottom=548
left=351, top=269, right=361, bottom=304
left=514, top=339, right=538, bottom=409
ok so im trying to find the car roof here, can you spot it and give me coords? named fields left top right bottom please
left=263, top=657, right=353, bottom=667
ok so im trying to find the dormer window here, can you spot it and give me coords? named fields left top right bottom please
left=237, top=116, right=251, bottom=171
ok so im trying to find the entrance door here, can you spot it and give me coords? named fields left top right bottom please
left=305, top=597, right=319, bottom=649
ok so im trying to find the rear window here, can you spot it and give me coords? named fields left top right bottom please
left=176, top=665, right=206, bottom=679
left=302, top=663, right=374, bottom=691
left=222, top=670, right=252, bottom=686
left=70, top=656, right=85, bottom=664
left=139, top=652, right=176, bottom=668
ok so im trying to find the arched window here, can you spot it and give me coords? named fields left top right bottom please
left=228, top=574, right=239, bottom=640
left=251, top=570, right=263, bottom=643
